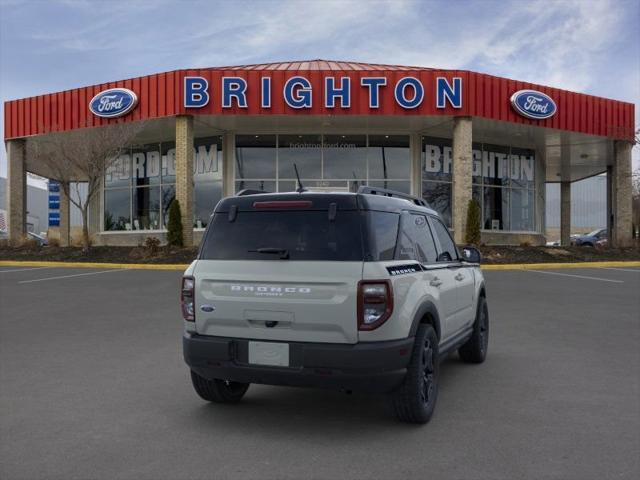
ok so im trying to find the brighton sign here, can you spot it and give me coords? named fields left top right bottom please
left=510, top=89, right=557, bottom=120
left=89, top=88, right=138, bottom=118
left=183, top=76, right=463, bottom=110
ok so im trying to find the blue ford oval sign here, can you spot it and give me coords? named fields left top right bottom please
left=89, top=88, right=138, bottom=118
left=510, top=90, right=556, bottom=120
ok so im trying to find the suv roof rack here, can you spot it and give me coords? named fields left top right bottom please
left=357, top=186, right=429, bottom=208
left=236, top=189, right=270, bottom=196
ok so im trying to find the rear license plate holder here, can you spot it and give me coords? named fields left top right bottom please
left=248, top=341, right=290, bottom=367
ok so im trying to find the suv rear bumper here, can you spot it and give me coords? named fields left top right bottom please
left=183, top=332, right=414, bottom=393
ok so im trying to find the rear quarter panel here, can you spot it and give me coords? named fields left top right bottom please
left=359, top=261, right=444, bottom=342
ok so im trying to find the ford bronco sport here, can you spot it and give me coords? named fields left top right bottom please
left=182, top=187, right=488, bottom=423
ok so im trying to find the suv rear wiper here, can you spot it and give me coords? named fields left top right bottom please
left=248, top=247, right=290, bottom=259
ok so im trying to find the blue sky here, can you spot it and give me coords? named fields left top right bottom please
left=1, top=0, right=638, bottom=178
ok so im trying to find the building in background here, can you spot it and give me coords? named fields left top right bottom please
left=3, top=60, right=635, bottom=247
left=0, top=177, right=48, bottom=235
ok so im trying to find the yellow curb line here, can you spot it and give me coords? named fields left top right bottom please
left=481, top=261, right=640, bottom=270
left=0, top=260, right=189, bottom=270
left=1, top=260, right=639, bottom=271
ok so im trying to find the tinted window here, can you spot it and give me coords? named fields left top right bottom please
left=365, top=211, right=399, bottom=261
left=201, top=211, right=363, bottom=261
left=430, top=218, right=458, bottom=262
left=396, top=213, right=437, bottom=263
left=413, top=215, right=438, bottom=263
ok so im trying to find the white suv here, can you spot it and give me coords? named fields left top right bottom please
left=182, top=187, right=488, bottom=423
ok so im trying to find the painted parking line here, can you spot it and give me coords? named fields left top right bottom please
left=0, top=266, right=56, bottom=274
left=18, top=269, right=126, bottom=284
left=599, top=267, right=640, bottom=273
left=527, top=269, right=624, bottom=283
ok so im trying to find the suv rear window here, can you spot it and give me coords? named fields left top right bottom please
left=200, top=211, right=364, bottom=261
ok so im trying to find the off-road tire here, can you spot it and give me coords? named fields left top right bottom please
left=390, top=324, right=439, bottom=424
left=190, top=370, right=250, bottom=403
left=458, top=296, right=489, bottom=363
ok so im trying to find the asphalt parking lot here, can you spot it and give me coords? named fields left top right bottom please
left=1, top=265, right=639, bottom=480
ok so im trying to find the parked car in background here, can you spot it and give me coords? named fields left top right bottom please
left=0, top=230, right=48, bottom=245
left=572, top=229, right=607, bottom=247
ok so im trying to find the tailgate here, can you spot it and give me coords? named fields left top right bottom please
left=194, top=260, right=362, bottom=344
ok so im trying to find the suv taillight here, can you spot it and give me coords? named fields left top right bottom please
left=357, top=280, right=393, bottom=331
left=181, top=276, right=195, bottom=322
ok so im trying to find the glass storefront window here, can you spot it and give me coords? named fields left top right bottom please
left=510, top=189, right=535, bottom=231
left=278, top=134, right=322, bottom=179
left=195, top=181, right=222, bottom=228
left=235, top=180, right=277, bottom=193
left=368, top=180, right=411, bottom=194
left=482, top=144, right=511, bottom=187
left=483, top=186, right=509, bottom=231
left=422, top=181, right=452, bottom=227
left=161, top=185, right=175, bottom=228
left=132, top=143, right=161, bottom=187
left=132, top=186, right=160, bottom=230
left=234, top=134, right=411, bottom=197
left=423, top=137, right=452, bottom=182
left=235, top=135, right=276, bottom=180
left=194, top=136, right=223, bottom=228
left=422, top=136, right=537, bottom=233
left=368, top=135, right=410, bottom=180
left=105, top=154, right=131, bottom=188
left=322, top=135, right=367, bottom=180
left=104, top=136, right=223, bottom=232
left=510, top=147, right=535, bottom=189
left=104, top=188, right=131, bottom=231
left=161, top=142, right=176, bottom=184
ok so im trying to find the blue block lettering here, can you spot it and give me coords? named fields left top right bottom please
left=184, top=77, right=209, bottom=108
left=325, top=77, right=351, bottom=108
left=436, top=77, right=462, bottom=108
left=394, top=77, right=424, bottom=109
left=283, top=76, right=312, bottom=109
left=360, top=77, right=387, bottom=108
left=222, top=77, right=248, bottom=108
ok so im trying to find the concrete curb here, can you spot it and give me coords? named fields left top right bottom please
left=1, top=260, right=639, bottom=271
left=0, top=260, right=189, bottom=270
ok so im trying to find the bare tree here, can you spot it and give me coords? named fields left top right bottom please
left=27, top=121, right=144, bottom=250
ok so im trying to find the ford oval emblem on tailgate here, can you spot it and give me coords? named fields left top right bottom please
left=200, top=305, right=215, bottom=312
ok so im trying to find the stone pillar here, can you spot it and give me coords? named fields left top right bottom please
left=59, top=182, right=70, bottom=247
left=611, top=141, right=633, bottom=247
left=175, top=115, right=194, bottom=246
left=452, top=117, right=473, bottom=244
left=560, top=181, right=571, bottom=246
left=222, top=133, right=235, bottom=197
left=6, top=139, right=27, bottom=244
left=410, top=133, right=422, bottom=197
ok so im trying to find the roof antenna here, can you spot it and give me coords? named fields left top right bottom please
left=293, top=163, right=307, bottom=193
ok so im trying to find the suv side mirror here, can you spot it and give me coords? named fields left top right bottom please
left=461, top=246, right=481, bottom=264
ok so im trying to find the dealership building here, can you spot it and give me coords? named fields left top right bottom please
left=3, top=60, right=635, bottom=246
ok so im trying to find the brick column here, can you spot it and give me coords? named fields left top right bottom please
left=6, top=139, right=27, bottom=244
left=560, top=181, right=571, bottom=246
left=611, top=141, right=633, bottom=247
left=59, top=182, right=70, bottom=246
left=175, top=115, right=194, bottom=246
left=452, top=117, right=472, bottom=244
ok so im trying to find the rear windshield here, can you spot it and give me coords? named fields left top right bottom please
left=200, top=211, right=365, bottom=261
left=200, top=209, right=404, bottom=262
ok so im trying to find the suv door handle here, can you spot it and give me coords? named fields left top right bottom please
left=454, top=273, right=465, bottom=281
left=430, top=277, right=443, bottom=287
